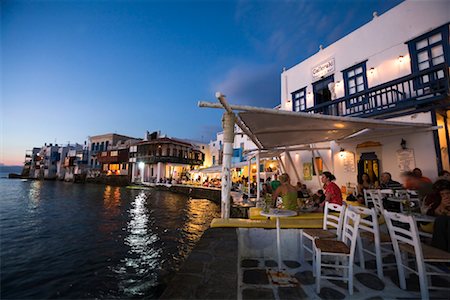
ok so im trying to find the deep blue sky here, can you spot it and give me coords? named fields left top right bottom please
left=1, top=0, right=403, bottom=165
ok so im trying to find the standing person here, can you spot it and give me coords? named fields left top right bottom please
left=412, top=168, right=432, bottom=183
left=321, top=171, right=343, bottom=206
left=271, top=174, right=281, bottom=193
left=272, top=173, right=298, bottom=211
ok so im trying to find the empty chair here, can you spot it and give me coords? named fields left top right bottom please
left=314, top=209, right=361, bottom=295
left=384, top=210, right=450, bottom=299
left=348, top=205, right=391, bottom=280
left=300, top=202, right=346, bottom=265
left=363, top=189, right=378, bottom=207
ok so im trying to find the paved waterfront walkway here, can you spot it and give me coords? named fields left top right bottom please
left=160, top=227, right=449, bottom=299
left=160, top=228, right=238, bottom=299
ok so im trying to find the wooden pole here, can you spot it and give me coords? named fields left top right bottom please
left=221, top=111, right=235, bottom=219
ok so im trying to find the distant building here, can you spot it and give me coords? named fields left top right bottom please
left=29, top=143, right=60, bottom=179
left=129, top=131, right=204, bottom=183
left=87, top=133, right=141, bottom=173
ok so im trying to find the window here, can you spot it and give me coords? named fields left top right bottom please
left=291, top=87, right=307, bottom=112
left=343, top=61, right=368, bottom=107
left=408, top=24, right=449, bottom=87
left=111, top=151, right=118, bottom=156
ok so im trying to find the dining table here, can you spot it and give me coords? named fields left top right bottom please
left=260, top=208, right=297, bottom=270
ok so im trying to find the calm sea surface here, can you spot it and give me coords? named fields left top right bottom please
left=0, top=174, right=220, bottom=299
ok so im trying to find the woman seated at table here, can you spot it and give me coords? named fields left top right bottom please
left=321, top=171, right=343, bottom=206
left=357, top=172, right=379, bottom=195
left=427, top=179, right=450, bottom=252
left=272, top=173, right=298, bottom=211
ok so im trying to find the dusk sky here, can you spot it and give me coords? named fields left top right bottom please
left=1, top=0, right=403, bottom=165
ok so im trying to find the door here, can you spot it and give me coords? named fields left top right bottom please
left=313, top=75, right=334, bottom=114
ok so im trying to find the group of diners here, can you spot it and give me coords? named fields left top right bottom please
left=265, top=168, right=450, bottom=253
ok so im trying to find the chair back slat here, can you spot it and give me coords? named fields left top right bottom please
left=341, top=209, right=361, bottom=257
left=383, top=210, right=423, bottom=256
left=369, top=190, right=384, bottom=216
left=348, top=205, right=378, bottom=234
left=363, top=189, right=378, bottom=207
left=323, top=202, right=346, bottom=238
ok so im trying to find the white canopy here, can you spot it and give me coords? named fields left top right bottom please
left=199, top=99, right=435, bottom=149
left=237, top=110, right=433, bottom=149
left=195, top=161, right=249, bottom=174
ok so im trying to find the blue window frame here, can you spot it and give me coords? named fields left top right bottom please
left=291, top=87, right=306, bottom=112
left=342, top=61, right=368, bottom=107
left=407, top=23, right=449, bottom=88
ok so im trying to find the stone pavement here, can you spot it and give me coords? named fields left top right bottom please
left=160, top=228, right=238, bottom=299
left=160, top=227, right=449, bottom=299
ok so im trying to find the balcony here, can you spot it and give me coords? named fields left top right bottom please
left=136, top=155, right=204, bottom=165
left=303, top=64, right=449, bottom=118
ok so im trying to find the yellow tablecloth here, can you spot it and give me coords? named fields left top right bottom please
left=248, top=207, right=324, bottom=220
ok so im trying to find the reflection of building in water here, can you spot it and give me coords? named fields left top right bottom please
left=103, top=186, right=122, bottom=209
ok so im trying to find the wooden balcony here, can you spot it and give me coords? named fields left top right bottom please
left=303, top=64, right=449, bottom=118
left=135, top=155, right=204, bottom=165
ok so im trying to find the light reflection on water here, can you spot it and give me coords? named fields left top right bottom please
left=116, top=191, right=162, bottom=296
left=0, top=180, right=220, bottom=299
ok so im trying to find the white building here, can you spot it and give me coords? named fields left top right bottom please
left=278, top=0, right=449, bottom=191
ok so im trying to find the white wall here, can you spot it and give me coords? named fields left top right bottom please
left=281, top=0, right=450, bottom=110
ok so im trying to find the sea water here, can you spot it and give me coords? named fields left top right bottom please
left=0, top=175, right=219, bottom=299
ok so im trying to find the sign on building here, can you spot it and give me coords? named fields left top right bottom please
left=312, top=57, right=335, bottom=81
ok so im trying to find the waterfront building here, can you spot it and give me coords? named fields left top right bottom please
left=22, top=147, right=40, bottom=178
left=129, top=131, right=204, bottom=183
left=276, top=0, right=449, bottom=191
left=62, top=145, right=89, bottom=181
left=28, top=143, right=61, bottom=179
left=87, top=133, right=141, bottom=174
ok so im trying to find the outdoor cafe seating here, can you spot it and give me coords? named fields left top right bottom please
left=384, top=210, right=450, bottom=299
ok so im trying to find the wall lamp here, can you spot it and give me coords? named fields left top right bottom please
left=400, top=139, right=407, bottom=150
left=398, top=55, right=404, bottom=63
left=339, top=148, right=346, bottom=158
left=369, top=67, right=375, bottom=75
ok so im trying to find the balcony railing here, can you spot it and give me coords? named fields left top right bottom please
left=135, top=155, right=204, bottom=165
left=303, top=64, right=449, bottom=118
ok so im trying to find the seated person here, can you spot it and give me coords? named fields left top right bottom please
left=312, top=189, right=325, bottom=207
left=357, top=172, right=379, bottom=195
left=272, top=173, right=298, bottom=211
left=379, top=172, right=403, bottom=189
left=428, top=179, right=450, bottom=252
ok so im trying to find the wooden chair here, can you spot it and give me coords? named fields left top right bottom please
left=384, top=210, right=450, bottom=299
left=300, top=202, right=346, bottom=266
left=348, top=205, right=391, bottom=280
left=314, top=209, right=361, bottom=295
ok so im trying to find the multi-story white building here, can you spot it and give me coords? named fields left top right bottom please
left=88, top=133, right=141, bottom=170
left=277, top=0, right=449, bottom=191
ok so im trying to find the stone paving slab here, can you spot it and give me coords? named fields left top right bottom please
left=160, top=228, right=238, bottom=299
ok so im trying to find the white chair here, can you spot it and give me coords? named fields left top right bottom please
left=363, top=189, right=378, bottom=207
left=348, top=205, right=391, bottom=280
left=300, top=202, right=346, bottom=265
left=314, top=209, right=361, bottom=295
left=369, top=190, right=384, bottom=216
left=384, top=210, right=450, bottom=299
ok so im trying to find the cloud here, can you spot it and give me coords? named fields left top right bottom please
left=213, top=63, right=281, bottom=108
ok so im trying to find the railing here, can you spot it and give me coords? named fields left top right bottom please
left=135, top=155, right=204, bottom=165
left=304, top=64, right=449, bottom=117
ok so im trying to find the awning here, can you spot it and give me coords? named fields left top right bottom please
left=195, top=161, right=249, bottom=174
left=237, top=110, right=432, bottom=149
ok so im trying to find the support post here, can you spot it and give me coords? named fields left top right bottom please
left=221, top=112, right=235, bottom=219
left=286, top=150, right=300, bottom=183
left=277, top=155, right=287, bottom=174
left=248, top=157, right=252, bottom=197
left=256, top=150, right=261, bottom=206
